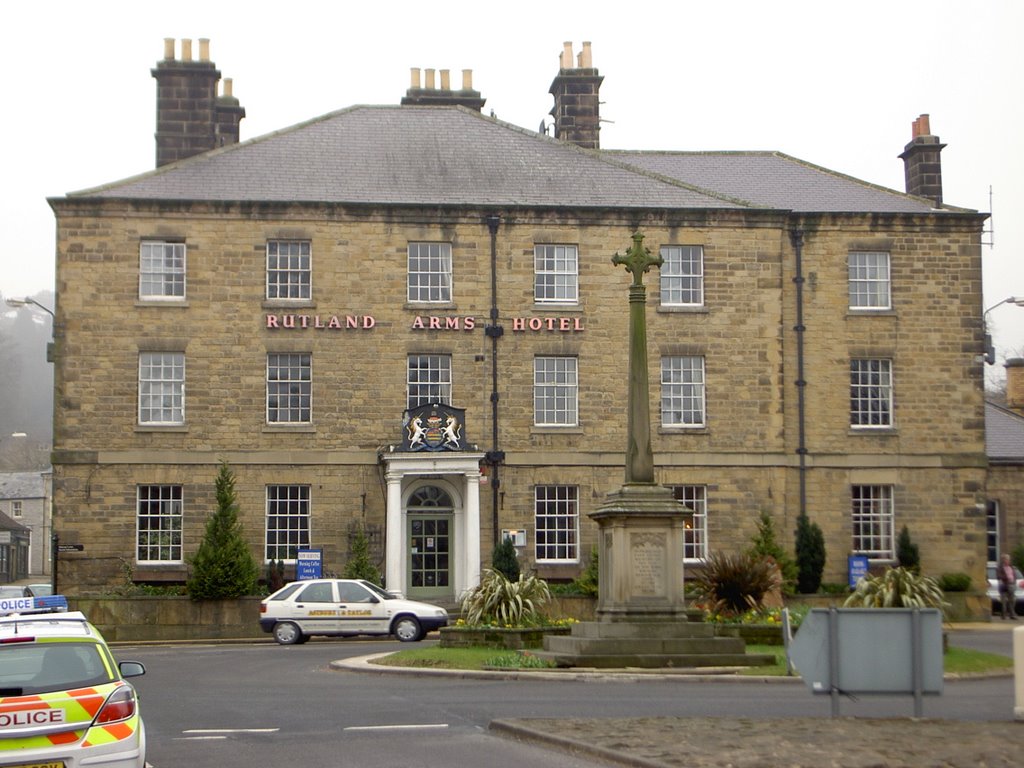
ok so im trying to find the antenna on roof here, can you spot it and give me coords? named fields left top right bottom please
left=982, top=185, right=994, bottom=248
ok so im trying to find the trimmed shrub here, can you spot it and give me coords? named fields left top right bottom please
left=937, top=572, right=972, bottom=592
left=794, top=513, right=826, bottom=594
left=491, top=536, right=520, bottom=582
left=691, top=551, right=779, bottom=616
left=896, top=526, right=921, bottom=573
left=572, top=545, right=599, bottom=597
left=187, top=462, right=260, bottom=600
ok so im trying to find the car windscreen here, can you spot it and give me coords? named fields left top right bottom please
left=0, top=641, right=114, bottom=695
left=359, top=581, right=394, bottom=600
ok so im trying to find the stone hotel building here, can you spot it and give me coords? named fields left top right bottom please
left=46, top=40, right=990, bottom=600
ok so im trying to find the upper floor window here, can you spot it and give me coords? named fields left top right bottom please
left=660, top=246, right=704, bottom=306
left=267, top=240, right=311, bottom=300
left=848, top=251, right=890, bottom=309
left=851, top=484, right=894, bottom=559
left=136, top=485, right=183, bottom=563
left=850, top=358, right=893, bottom=427
left=408, top=243, right=452, bottom=303
left=534, top=244, right=578, bottom=304
left=266, top=485, right=311, bottom=562
left=661, top=356, right=705, bottom=427
left=535, top=485, right=579, bottom=562
left=671, top=485, right=708, bottom=562
left=138, top=352, right=185, bottom=425
left=139, top=241, right=186, bottom=299
left=267, top=353, right=312, bottom=424
left=10, top=501, right=22, bottom=519
left=407, top=354, right=452, bottom=408
left=534, top=356, right=578, bottom=426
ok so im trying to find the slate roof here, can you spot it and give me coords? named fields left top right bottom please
left=608, top=151, right=943, bottom=214
left=986, top=402, right=1024, bottom=462
left=0, top=472, right=47, bottom=501
left=68, top=105, right=967, bottom=215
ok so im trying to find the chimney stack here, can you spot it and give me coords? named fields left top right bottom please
left=549, top=41, right=603, bottom=150
left=401, top=66, right=485, bottom=111
left=899, top=113, right=945, bottom=206
left=1006, top=358, right=1024, bottom=414
left=152, top=38, right=245, bottom=167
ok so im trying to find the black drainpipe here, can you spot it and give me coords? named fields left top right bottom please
left=790, top=228, right=808, bottom=521
left=484, top=215, right=505, bottom=546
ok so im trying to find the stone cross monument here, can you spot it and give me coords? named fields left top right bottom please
left=590, top=232, right=688, bottom=621
left=539, top=232, right=771, bottom=666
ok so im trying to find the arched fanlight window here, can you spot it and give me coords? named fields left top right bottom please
left=407, top=486, right=454, bottom=510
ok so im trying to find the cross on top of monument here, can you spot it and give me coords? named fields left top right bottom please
left=611, top=232, right=663, bottom=287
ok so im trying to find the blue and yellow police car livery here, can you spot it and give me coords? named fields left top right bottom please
left=0, top=596, right=147, bottom=768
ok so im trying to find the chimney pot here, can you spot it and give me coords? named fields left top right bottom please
left=440, top=69, right=450, bottom=90
left=410, top=67, right=421, bottom=89
left=223, top=78, right=233, bottom=98
left=580, top=41, right=593, bottom=68
left=163, top=38, right=176, bottom=61
left=199, top=38, right=210, bottom=62
left=462, top=69, right=472, bottom=90
left=561, top=42, right=573, bottom=69
left=425, top=68, right=435, bottom=89
left=918, top=113, right=931, bottom=136
left=181, top=39, right=192, bottom=62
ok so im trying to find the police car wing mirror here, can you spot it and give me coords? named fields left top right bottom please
left=119, top=661, right=146, bottom=678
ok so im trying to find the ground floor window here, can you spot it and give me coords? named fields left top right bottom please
left=851, top=484, right=894, bottom=559
left=671, top=485, right=708, bottom=561
left=266, top=485, right=310, bottom=562
left=535, top=485, right=579, bottom=562
left=136, top=485, right=183, bottom=563
left=986, top=500, right=999, bottom=564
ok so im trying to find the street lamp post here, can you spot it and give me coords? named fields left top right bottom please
left=983, top=296, right=1024, bottom=364
left=5, top=297, right=54, bottom=319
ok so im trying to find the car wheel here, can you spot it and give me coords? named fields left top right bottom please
left=273, top=621, right=303, bottom=645
left=393, top=615, right=422, bottom=642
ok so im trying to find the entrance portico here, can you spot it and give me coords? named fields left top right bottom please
left=381, top=451, right=484, bottom=601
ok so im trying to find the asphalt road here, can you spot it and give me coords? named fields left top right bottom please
left=119, top=626, right=1021, bottom=768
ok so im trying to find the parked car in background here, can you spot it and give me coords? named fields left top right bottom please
left=25, top=582, right=54, bottom=597
left=259, top=578, right=448, bottom=644
left=986, top=564, right=1024, bottom=614
left=0, top=585, right=28, bottom=599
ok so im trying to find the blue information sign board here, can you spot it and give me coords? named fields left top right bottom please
left=296, top=548, right=323, bottom=580
left=848, top=554, right=869, bottom=588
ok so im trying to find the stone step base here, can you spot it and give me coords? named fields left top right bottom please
left=532, top=650, right=777, bottom=669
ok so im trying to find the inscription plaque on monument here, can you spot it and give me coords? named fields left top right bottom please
left=630, top=531, right=666, bottom=596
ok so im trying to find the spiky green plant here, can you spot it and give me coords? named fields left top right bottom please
left=691, top=552, right=779, bottom=616
left=460, top=568, right=551, bottom=627
left=843, top=566, right=948, bottom=613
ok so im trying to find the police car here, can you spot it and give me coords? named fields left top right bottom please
left=259, top=579, right=448, bottom=644
left=0, top=594, right=147, bottom=768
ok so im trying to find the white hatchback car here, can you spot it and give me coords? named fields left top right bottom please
left=259, top=579, right=448, bottom=644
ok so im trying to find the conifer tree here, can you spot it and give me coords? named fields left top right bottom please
left=747, top=511, right=797, bottom=594
left=187, top=462, right=259, bottom=599
left=492, top=535, right=520, bottom=582
left=343, top=525, right=381, bottom=584
left=896, top=525, right=921, bottom=573
left=794, top=513, right=826, bottom=594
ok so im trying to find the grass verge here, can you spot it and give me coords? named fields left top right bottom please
left=373, top=643, right=1013, bottom=676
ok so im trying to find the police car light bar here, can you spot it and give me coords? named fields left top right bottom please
left=0, top=595, right=69, bottom=616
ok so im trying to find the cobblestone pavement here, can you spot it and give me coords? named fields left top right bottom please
left=490, top=716, right=1024, bottom=768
